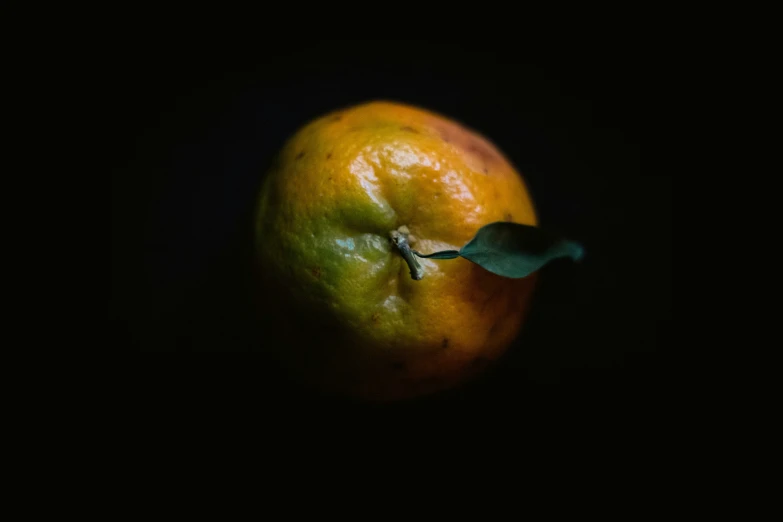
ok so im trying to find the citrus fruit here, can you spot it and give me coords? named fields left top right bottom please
left=255, top=101, right=538, bottom=400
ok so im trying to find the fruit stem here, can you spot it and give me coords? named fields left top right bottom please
left=390, top=226, right=424, bottom=280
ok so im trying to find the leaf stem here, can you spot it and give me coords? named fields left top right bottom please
left=412, top=250, right=460, bottom=259
left=390, top=227, right=424, bottom=280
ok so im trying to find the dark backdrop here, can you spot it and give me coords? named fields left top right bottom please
left=111, top=39, right=671, bottom=411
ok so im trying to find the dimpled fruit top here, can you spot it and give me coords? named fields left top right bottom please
left=255, top=101, right=538, bottom=401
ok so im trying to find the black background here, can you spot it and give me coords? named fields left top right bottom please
left=111, top=38, right=671, bottom=412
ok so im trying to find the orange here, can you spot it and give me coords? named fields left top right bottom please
left=254, top=101, right=538, bottom=401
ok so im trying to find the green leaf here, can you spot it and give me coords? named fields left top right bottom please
left=459, top=222, right=584, bottom=278
left=412, top=250, right=460, bottom=259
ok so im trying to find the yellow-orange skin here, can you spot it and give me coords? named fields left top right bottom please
left=255, top=101, right=538, bottom=400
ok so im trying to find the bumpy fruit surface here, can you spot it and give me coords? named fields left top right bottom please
left=255, top=101, right=538, bottom=400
